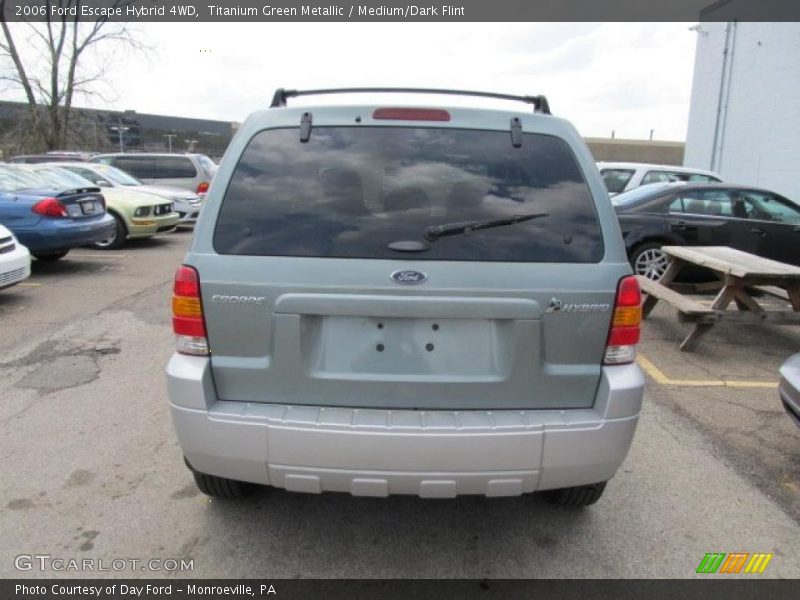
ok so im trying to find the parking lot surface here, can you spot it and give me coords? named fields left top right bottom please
left=2, top=232, right=799, bottom=578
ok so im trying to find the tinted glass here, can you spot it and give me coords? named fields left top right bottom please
left=686, top=173, right=721, bottom=183
left=195, top=155, right=217, bottom=177
left=155, top=157, right=197, bottom=179
left=741, top=191, right=800, bottom=224
left=112, top=156, right=155, bottom=179
left=214, top=127, right=603, bottom=262
left=643, top=170, right=720, bottom=185
left=96, top=165, right=141, bottom=186
left=0, top=166, right=48, bottom=190
left=641, top=170, right=684, bottom=185
left=679, top=190, right=746, bottom=217
left=32, top=167, right=94, bottom=188
left=600, top=168, right=635, bottom=194
left=63, top=166, right=111, bottom=186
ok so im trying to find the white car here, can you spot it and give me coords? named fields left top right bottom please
left=0, top=223, right=31, bottom=290
left=597, top=161, right=722, bottom=196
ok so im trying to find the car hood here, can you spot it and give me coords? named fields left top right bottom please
left=101, top=188, right=170, bottom=208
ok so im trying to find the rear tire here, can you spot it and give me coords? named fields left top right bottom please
left=185, top=459, right=252, bottom=499
left=91, top=212, right=126, bottom=250
left=33, top=250, right=69, bottom=261
left=543, top=481, right=607, bottom=507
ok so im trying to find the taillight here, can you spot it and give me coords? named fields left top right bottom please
left=31, top=198, right=67, bottom=217
left=604, top=275, right=642, bottom=365
left=172, top=265, right=209, bottom=355
left=196, top=182, right=209, bottom=194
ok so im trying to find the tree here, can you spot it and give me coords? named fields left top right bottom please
left=0, top=0, right=144, bottom=151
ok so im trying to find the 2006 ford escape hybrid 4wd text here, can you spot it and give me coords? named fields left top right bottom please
left=166, top=88, right=646, bottom=507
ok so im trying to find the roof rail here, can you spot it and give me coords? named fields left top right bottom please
left=269, top=87, right=551, bottom=115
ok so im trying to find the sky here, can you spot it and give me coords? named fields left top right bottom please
left=2, top=22, right=700, bottom=141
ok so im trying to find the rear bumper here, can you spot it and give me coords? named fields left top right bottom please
left=167, top=356, right=645, bottom=497
left=779, top=354, right=800, bottom=428
left=14, top=215, right=115, bottom=253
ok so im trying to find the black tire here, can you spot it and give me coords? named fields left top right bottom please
left=630, top=241, right=668, bottom=281
left=91, top=212, right=126, bottom=250
left=191, top=469, right=252, bottom=500
left=33, top=250, right=69, bottom=261
left=543, top=481, right=607, bottom=507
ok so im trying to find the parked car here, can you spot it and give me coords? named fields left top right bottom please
left=613, top=182, right=800, bottom=279
left=0, top=222, right=31, bottom=290
left=779, top=354, right=800, bottom=428
left=166, top=87, right=645, bottom=506
left=16, top=164, right=180, bottom=250
left=6, top=151, right=95, bottom=164
left=598, top=162, right=722, bottom=196
left=0, top=165, right=114, bottom=261
left=92, top=153, right=216, bottom=197
left=54, top=162, right=203, bottom=227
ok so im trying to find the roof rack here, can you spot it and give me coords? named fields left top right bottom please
left=269, top=87, right=551, bottom=115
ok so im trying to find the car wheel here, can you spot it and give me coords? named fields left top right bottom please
left=33, top=250, right=69, bottom=262
left=543, top=481, right=607, bottom=507
left=92, top=213, right=126, bottom=250
left=631, top=242, right=669, bottom=280
left=191, top=470, right=252, bottom=499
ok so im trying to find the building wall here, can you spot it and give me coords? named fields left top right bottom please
left=585, top=138, right=684, bottom=165
left=685, top=22, right=800, bottom=198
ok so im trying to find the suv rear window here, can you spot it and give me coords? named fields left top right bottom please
left=214, top=127, right=603, bottom=262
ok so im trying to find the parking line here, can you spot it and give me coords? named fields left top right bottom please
left=72, top=253, right=129, bottom=259
left=636, top=353, right=778, bottom=389
left=17, top=282, right=43, bottom=287
left=781, top=477, right=800, bottom=494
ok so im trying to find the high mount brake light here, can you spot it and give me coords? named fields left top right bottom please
left=172, top=265, right=209, bottom=355
left=604, top=275, right=642, bottom=365
left=372, top=108, right=451, bottom=121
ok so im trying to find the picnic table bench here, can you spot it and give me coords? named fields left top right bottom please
left=637, top=246, right=800, bottom=351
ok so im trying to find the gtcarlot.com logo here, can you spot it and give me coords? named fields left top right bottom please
left=15, top=554, right=194, bottom=572
left=696, top=552, right=773, bottom=574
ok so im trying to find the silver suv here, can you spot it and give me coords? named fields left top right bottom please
left=92, top=152, right=216, bottom=197
left=167, top=88, right=645, bottom=506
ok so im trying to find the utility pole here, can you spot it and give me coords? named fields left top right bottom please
left=164, top=133, right=177, bottom=152
left=110, top=123, right=130, bottom=153
left=184, top=139, right=198, bottom=153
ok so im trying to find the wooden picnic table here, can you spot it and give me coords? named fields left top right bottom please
left=637, top=246, right=800, bottom=351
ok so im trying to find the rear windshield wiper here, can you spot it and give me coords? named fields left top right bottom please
left=424, top=212, right=548, bottom=242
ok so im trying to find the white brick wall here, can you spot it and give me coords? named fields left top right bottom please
left=684, top=22, right=800, bottom=199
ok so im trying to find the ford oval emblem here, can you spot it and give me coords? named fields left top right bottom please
left=391, top=270, right=427, bottom=285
